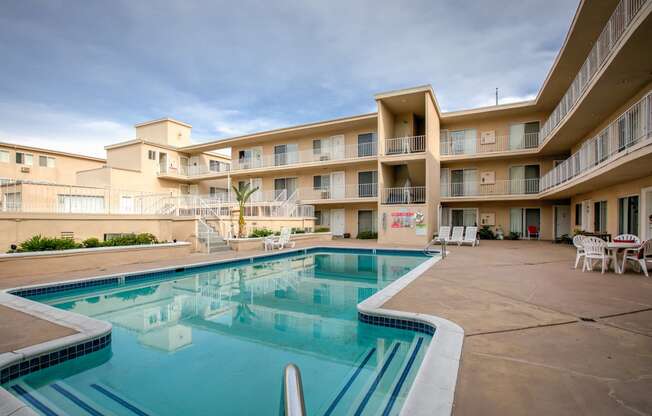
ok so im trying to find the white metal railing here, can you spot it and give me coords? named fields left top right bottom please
left=381, top=186, right=426, bottom=204
left=384, top=135, right=426, bottom=155
left=0, top=178, right=176, bottom=215
left=541, top=91, right=652, bottom=191
left=232, top=141, right=377, bottom=171
left=161, top=162, right=231, bottom=178
left=297, top=183, right=378, bottom=201
left=441, top=179, right=540, bottom=198
left=440, top=132, right=539, bottom=156
left=539, top=0, right=649, bottom=145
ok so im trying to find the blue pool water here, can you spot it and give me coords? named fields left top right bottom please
left=4, top=249, right=434, bottom=415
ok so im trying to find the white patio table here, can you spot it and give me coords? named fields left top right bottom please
left=605, top=241, right=640, bottom=274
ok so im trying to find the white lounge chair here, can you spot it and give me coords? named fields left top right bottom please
left=622, top=239, right=652, bottom=277
left=449, top=226, right=464, bottom=245
left=582, top=236, right=608, bottom=273
left=460, top=226, right=479, bottom=247
left=265, top=227, right=296, bottom=251
left=614, top=233, right=641, bottom=243
left=435, top=226, right=451, bottom=243
left=573, top=235, right=585, bottom=269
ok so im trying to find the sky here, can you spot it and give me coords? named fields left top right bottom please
left=0, top=0, right=578, bottom=158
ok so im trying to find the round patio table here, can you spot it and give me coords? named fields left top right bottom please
left=605, top=241, right=640, bottom=274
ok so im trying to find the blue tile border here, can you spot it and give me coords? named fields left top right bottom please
left=358, top=312, right=436, bottom=336
left=0, top=334, right=111, bottom=385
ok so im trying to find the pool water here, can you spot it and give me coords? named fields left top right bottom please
left=5, top=250, right=433, bottom=416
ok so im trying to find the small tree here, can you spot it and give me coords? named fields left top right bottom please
left=232, top=183, right=259, bottom=238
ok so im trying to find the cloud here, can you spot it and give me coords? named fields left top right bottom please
left=0, top=0, right=578, bottom=148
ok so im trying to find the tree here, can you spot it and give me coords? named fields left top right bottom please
left=232, top=183, right=259, bottom=238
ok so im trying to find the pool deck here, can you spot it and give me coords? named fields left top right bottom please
left=1, top=240, right=652, bottom=415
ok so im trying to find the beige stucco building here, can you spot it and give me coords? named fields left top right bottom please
left=1, top=0, right=652, bottom=249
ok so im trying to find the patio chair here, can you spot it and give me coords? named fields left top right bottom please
left=263, top=228, right=295, bottom=251
left=449, top=226, right=464, bottom=245
left=582, top=236, right=608, bottom=274
left=435, top=226, right=451, bottom=242
left=527, top=225, right=540, bottom=240
left=573, top=235, right=585, bottom=269
left=460, top=226, right=479, bottom=247
left=614, top=233, right=641, bottom=243
left=621, top=239, right=652, bottom=277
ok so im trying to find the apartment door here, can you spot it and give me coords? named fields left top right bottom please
left=509, top=124, right=525, bottom=149
left=250, top=178, right=262, bottom=202
left=510, top=208, right=541, bottom=237
left=331, top=209, right=345, bottom=236
left=582, top=200, right=593, bottom=232
left=331, top=171, right=345, bottom=199
left=463, top=169, right=479, bottom=196
left=555, top=206, right=570, bottom=239
left=179, top=156, right=189, bottom=175
left=642, top=187, right=652, bottom=239
left=274, top=178, right=297, bottom=200
left=331, top=135, right=345, bottom=159
left=158, top=152, right=168, bottom=173
left=450, top=169, right=464, bottom=196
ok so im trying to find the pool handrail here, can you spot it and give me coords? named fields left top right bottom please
left=283, top=363, right=307, bottom=416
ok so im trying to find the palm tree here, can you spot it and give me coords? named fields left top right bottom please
left=232, top=183, right=259, bottom=238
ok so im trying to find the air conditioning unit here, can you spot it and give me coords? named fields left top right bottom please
left=480, top=171, right=495, bottom=184
left=480, top=130, right=496, bottom=145
left=20, top=167, right=30, bottom=173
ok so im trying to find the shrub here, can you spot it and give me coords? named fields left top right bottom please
left=103, top=233, right=158, bottom=247
left=13, top=235, right=81, bottom=253
left=82, top=237, right=102, bottom=248
left=249, top=228, right=274, bottom=238
left=292, top=229, right=306, bottom=234
left=315, top=227, right=330, bottom=233
left=356, top=231, right=378, bottom=240
left=478, top=225, right=495, bottom=240
left=507, top=231, right=520, bottom=240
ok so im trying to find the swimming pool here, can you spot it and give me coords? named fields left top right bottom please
left=2, top=248, right=442, bottom=415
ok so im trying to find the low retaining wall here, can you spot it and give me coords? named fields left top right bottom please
left=0, top=242, right=192, bottom=280
left=227, top=232, right=332, bottom=251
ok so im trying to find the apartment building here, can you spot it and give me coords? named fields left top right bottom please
left=1, top=0, right=650, bottom=249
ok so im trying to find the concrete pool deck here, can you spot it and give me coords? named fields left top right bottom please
left=1, top=240, right=651, bottom=415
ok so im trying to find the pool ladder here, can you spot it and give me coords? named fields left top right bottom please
left=424, top=238, right=446, bottom=258
left=282, top=363, right=307, bottom=416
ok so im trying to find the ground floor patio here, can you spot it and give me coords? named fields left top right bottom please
left=1, top=239, right=651, bottom=415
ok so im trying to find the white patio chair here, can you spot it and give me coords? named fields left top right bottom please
left=572, top=235, right=585, bottom=269
left=449, top=226, right=464, bottom=245
left=614, top=234, right=641, bottom=243
left=621, top=239, right=652, bottom=277
left=582, top=236, right=608, bottom=274
left=460, top=226, right=479, bottom=247
left=435, top=226, right=451, bottom=242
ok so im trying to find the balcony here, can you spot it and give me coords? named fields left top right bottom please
left=297, top=183, right=378, bottom=202
left=384, top=135, right=426, bottom=156
left=157, top=163, right=230, bottom=180
left=540, top=91, right=652, bottom=192
left=441, top=179, right=540, bottom=199
left=381, top=186, right=426, bottom=204
left=232, top=142, right=377, bottom=172
left=440, top=131, right=539, bottom=156
left=539, top=0, right=649, bottom=146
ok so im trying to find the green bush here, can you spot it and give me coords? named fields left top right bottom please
left=82, top=237, right=102, bottom=248
left=478, top=225, right=495, bottom=240
left=292, top=229, right=306, bottom=234
left=356, top=231, right=378, bottom=240
left=103, top=233, right=158, bottom=247
left=249, top=228, right=274, bottom=238
left=315, top=227, right=330, bottom=233
left=13, top=235, right=81, bottom=253
left=507, top=231, right=520, bottom=240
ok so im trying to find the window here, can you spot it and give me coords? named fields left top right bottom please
left=39, top=156, right=55, bottom=168
left=315, top=209, right=330, bottom=227
left=3, top=192, right=21, bottom=211
left=357, top=133, right=376, bottom=157
left=15, top=152, right=33, bottom=165
left=452, top=208, right=478, bottom=227
left=358, top=171, right=377, bottom=197
left=274, top=177, right=297, bottom=200
left=313, top=175, right=330, bottom=190
left=57, top=194, right=105, bottom=213
left=510, top=208, right=541, bottom=237
left=594, top=201, right=608, bottom=233
left=618, top=196, right=639, bottom=235
left=0, top=150, right=9, bottom=163
left=209, top=187, right=227, bottom=200
left=357, top=210, right=377, bottom=234
left=148, top=150, right=157, bottom=160
left=274, top=144, right=298, bottom=166
left=575, top=203, right=582, bottom=226
left=209, top=160, right=222, bottom=172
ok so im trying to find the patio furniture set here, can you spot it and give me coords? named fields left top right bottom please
left=433, top=226, right=479, bottom=247
left=574, top=233, right=652, bottom=276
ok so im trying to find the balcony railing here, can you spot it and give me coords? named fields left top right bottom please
left=384, top=135, right=426, bottom=155
left=232, top=142, right=377, bottom=172
left=159, top=163, right=231, bottom=178
left=440, top=132, right=539, bottom=156
left=540, top=91, right=652, bottom=191
left=381, top=186, right=426, bottom=204
left=297, top=183, right=378, bottom=201
left=539, top=0, right=649, bottom=145
left=441, top=179, right=540, bottom=198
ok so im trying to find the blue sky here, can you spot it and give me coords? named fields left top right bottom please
left=0, top=0, right=577, bottom=157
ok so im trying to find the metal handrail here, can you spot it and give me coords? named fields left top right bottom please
left=282, top=363, right=306, bottom=416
